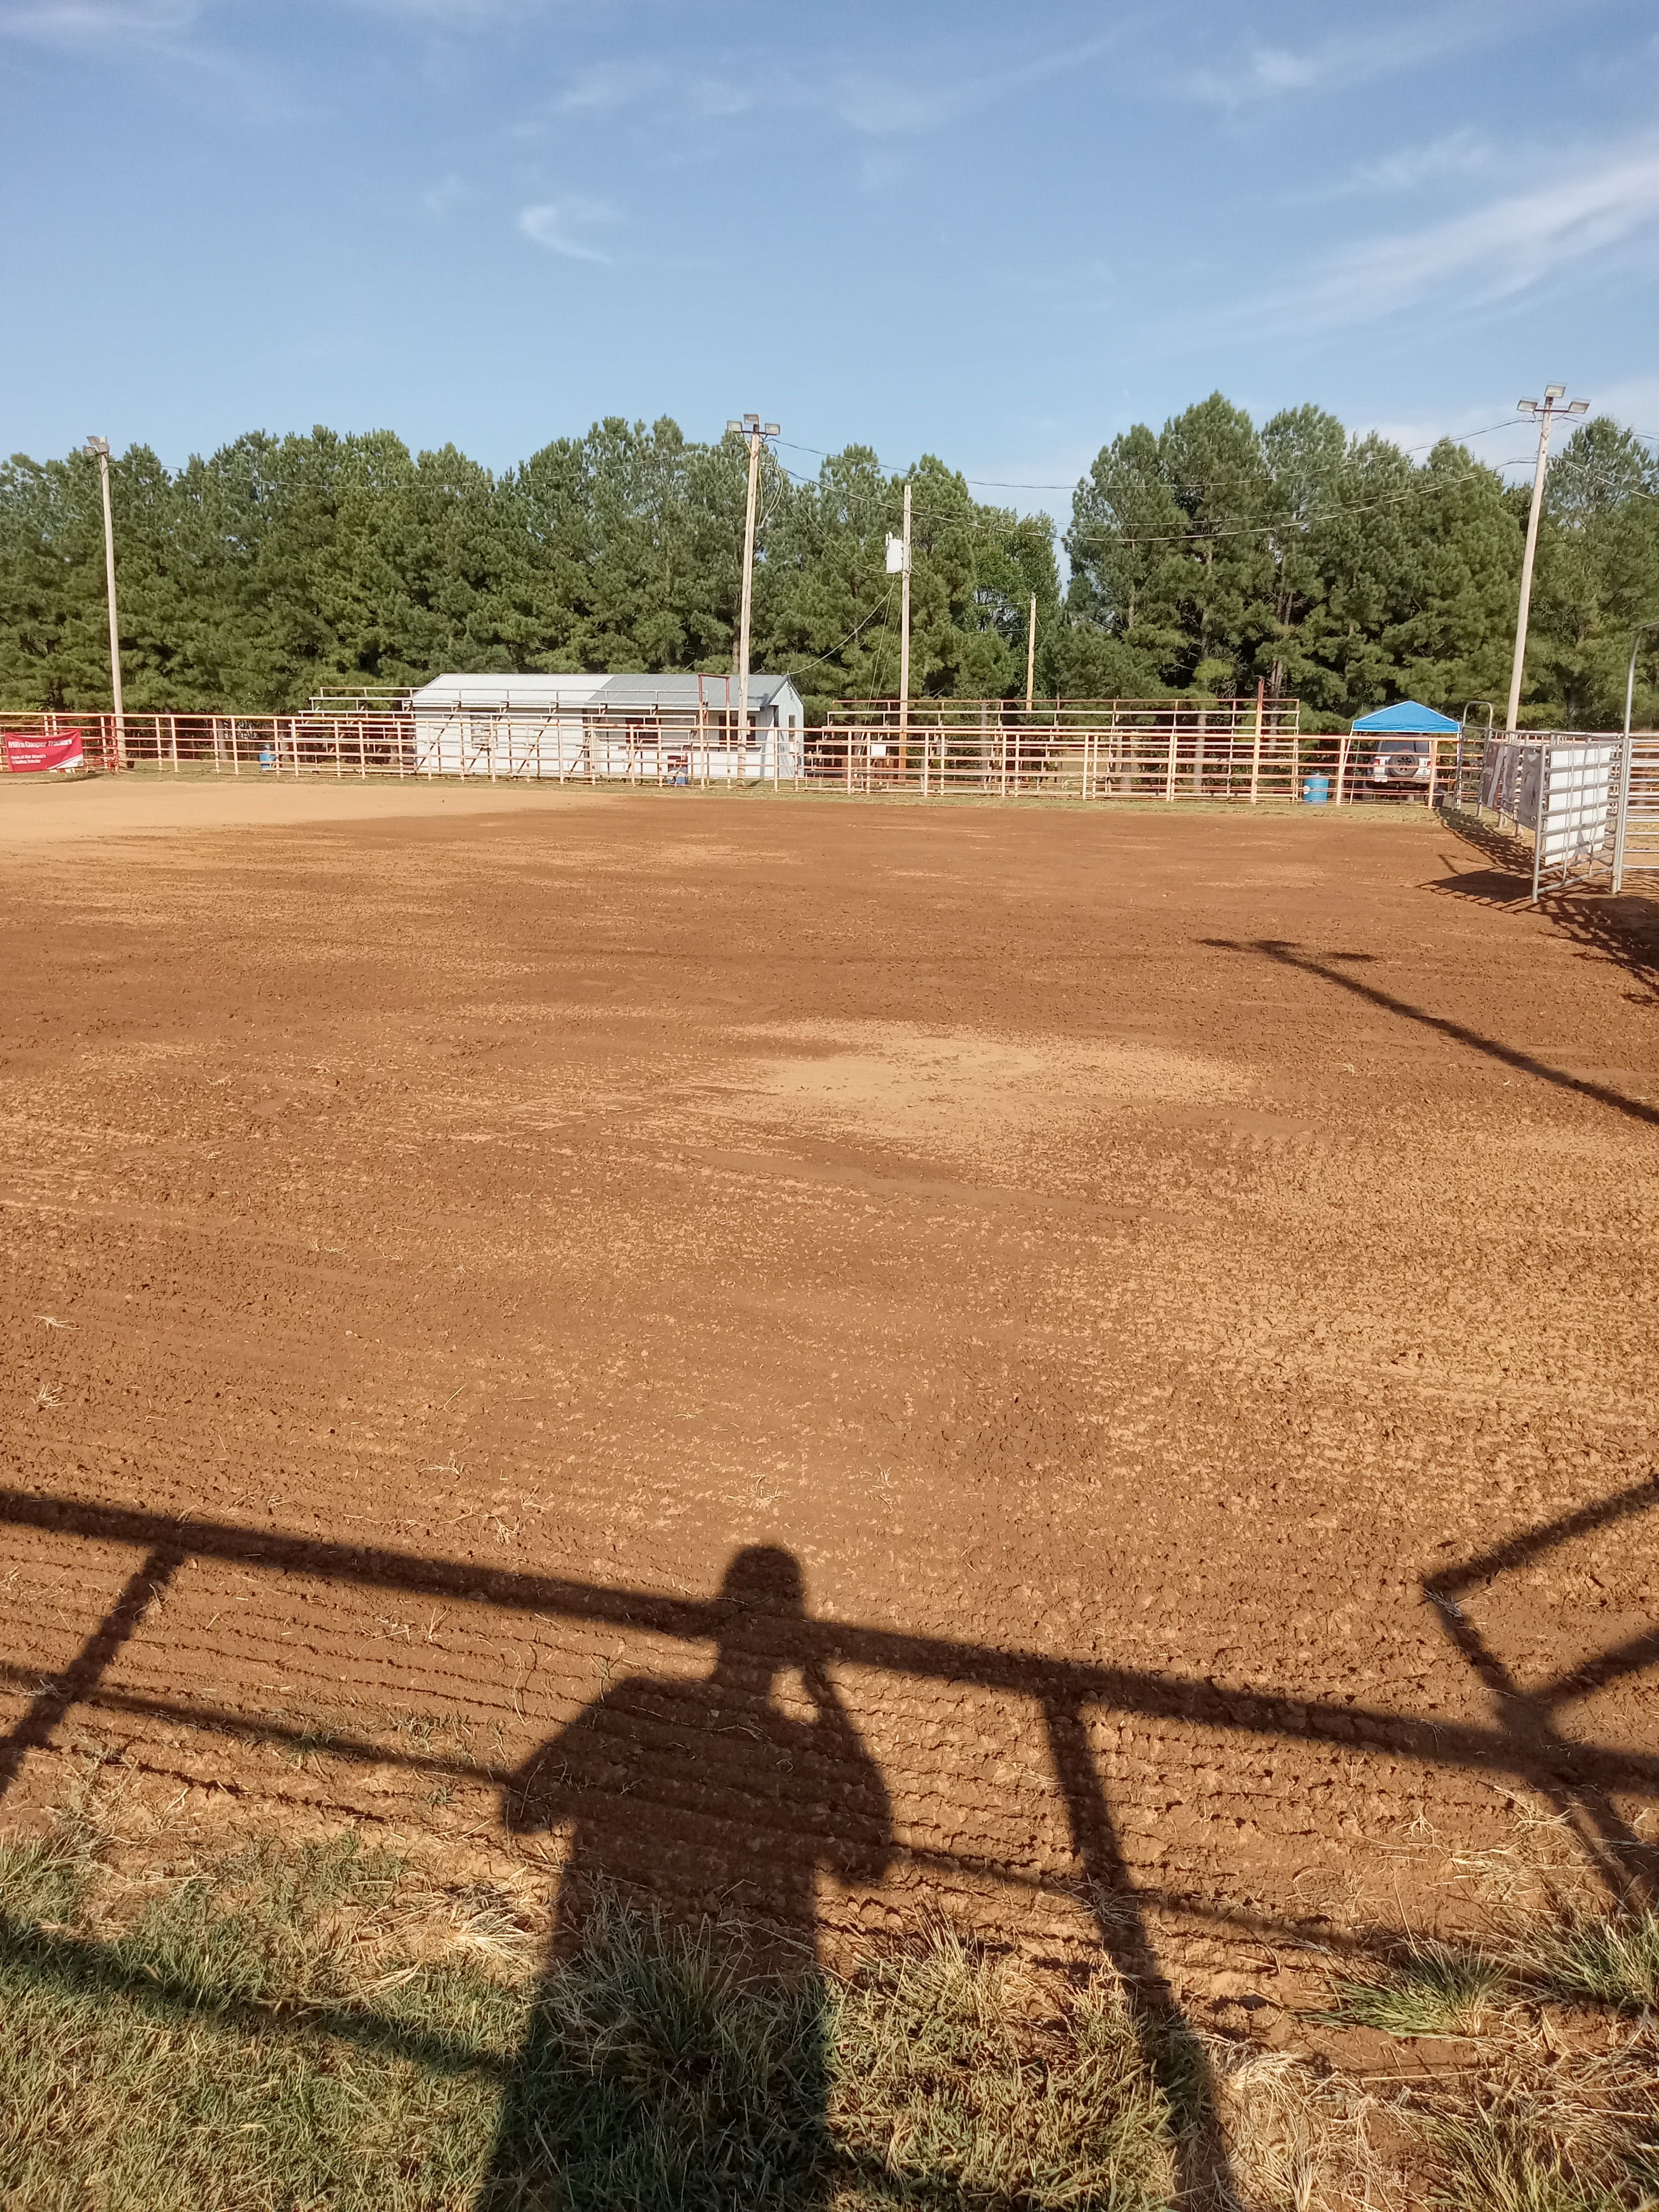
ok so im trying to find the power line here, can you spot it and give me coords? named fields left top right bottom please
left=775, top=416, right=1531, bottom=493
left=778, top=451, right=1541, bottom=551
left=781, top=583, right=896, bottom=684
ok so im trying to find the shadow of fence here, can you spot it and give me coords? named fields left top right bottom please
left=1432, top=808, right=1659, bottom=1001
left=1, top=1478, right=1656, bottom=2199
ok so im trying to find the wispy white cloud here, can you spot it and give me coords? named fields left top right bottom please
left=828, top=30, right=1118, bottom=139
left=422, top=171, right=468, bottom=216
left=689, top=77, right=753, bottom=119
left=555, top=57, right=663, bottom=113
left=1346, top=127, right=1494, bottom=195
left=346, top=0, right=555, bottom=21
left=509, top=58, right=752, bottom=141
left=1286, top=143, right=1659, bottom=331
left=0, top=0, right=196, bottom=40
left=518, top=194, right=618, bottom=263
left=1185, top=10, right=1495, bottom=110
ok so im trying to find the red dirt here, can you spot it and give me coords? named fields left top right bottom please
left=2, top=782, right=1657, bottom=2014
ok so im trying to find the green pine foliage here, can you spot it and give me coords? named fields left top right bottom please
left=5, top=400, right=1657, bottom=725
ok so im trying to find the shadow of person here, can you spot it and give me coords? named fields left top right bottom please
left=476, top=1545, right=891, bottom=2210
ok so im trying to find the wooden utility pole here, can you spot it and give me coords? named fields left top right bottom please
left=85, top=435, right=125, bottom=766
left=899, top=480, right=912, bottom=776
left=1025, top=593, right=1036, bottom=714
left=1506, top=385, right=1587, bottom=733
left=727, top=412, right=778, bottom=765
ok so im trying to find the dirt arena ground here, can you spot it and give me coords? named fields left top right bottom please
left=2, top=776, right=1656, bottom=2035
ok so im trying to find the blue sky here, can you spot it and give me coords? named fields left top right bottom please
left=4, top=0, right=1658, bottom=507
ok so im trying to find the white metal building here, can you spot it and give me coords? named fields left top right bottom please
left=407, top=672, right=805, bottom=783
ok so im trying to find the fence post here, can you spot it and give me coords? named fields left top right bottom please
left=1250, top=681, right=1263, bottom=805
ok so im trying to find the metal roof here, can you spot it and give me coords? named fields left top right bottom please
left=408, top=672, right=802, bottom=715
left=1351, top=699, right=1461, bottom=734
left=589, top=674, right=800, bottom=713
left=410, top=674, right=606, bottom=709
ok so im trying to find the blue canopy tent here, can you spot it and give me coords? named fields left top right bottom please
left=1342, top=699, right=1462, bottom=802
left=1350, top=701, right=1460, bottom=736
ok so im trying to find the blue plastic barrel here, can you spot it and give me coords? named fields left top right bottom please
left=1302, top=774, right=1330, bottom=805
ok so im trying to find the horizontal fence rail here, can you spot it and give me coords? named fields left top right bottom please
left=6, top=704, right=1655, bottom=845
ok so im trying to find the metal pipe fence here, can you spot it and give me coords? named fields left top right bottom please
left=13, top=705, right=1652, bottom=845
left=0, top=699, right=1349, bottom=808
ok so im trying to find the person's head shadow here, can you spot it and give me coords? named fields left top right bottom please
left=480, top=1544, right=886, bottom=2209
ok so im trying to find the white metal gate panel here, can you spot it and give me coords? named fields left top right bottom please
left=1475, top=734, right=1621, bottom=898
left=1534, top=740, right=1618, bottom=895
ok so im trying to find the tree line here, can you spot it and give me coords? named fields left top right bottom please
left=3, top=396, right=1657, bottom=728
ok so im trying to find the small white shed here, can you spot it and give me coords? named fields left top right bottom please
left=407, top=672, right=805, bottom=783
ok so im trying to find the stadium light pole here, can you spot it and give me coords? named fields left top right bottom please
left=726, top=413, right=778, bottom=765
left=1505, top=386, right=1588, bottom=735
left=84, top=435, right=127, bottom=766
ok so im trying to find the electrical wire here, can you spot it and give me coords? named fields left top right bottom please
left=775, top=417, right=1530, bottom=493
left=780, top=582, right=896, bottom=684
left=777, top=450, right=1541, bottom=550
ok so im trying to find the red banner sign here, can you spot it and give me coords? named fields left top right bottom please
left=3, top=732, right=85, bottom=773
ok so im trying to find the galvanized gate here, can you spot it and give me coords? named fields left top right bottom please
left=1477, top=733, right=1623, bottom=900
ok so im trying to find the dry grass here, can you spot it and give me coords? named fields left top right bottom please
left=5, top=1807, right=1659, bottom=2209
left=1208, top=2043, right=1405, bottom=2212
left=0, top=1822, right=1182, bottom=2210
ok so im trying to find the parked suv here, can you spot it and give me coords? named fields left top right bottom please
left=1355, top=735, right=1432, bottom=797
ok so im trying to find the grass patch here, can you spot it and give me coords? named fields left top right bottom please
left=1512, top=1907, right=1659, bottom=2014
left=0, top=1829, right=1179, bottom=2210
left=8, top=1820, right=1657, bottom=2210
left=828, top=1931, right=1174, bottom=2208
left=1316, top=1914, right=1659, bottom=2212
left=1322, top=1938, right=1505, bottom=2037
left=1429, top=2101, right=1657, bottom=2212
left=0, top=1830, right=517, bottom=2211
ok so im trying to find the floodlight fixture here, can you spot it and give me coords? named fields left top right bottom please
left=84, top=434, right=110, bottom=456
left=1545, top=383, right=1566, bottom=400
left=1518, top=399, right=1538, bottom=413
left=744, top=413, right=759, bottom=427
left=726, top=418, right=742, bottom=433
left=763, top=422, right=779, bottom=437
left=1568, top=399, right=1589, bottom=415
